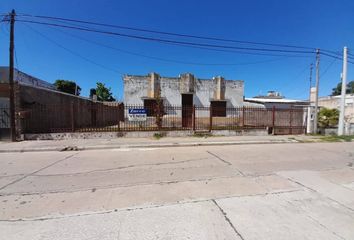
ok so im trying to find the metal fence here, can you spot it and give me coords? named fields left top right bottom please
left=20, top=104, right=306, bottom=134
left=0, top=108, right=10, bottom=129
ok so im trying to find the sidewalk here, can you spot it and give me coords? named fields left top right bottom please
left=0, top=135, right=322, bottom=153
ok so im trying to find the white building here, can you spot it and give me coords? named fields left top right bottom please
left=124, top=72, right=244, bottom=114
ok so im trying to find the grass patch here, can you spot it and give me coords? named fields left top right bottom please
left=320, top=135, right=354, bottom=142
left=192, top=132, right=212, bottom=138
left=153, top=132, right=164, bottom=140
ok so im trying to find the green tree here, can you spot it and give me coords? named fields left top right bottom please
left=54, top=80, right=81, bottom=96
left=95, top=82, right=116, bottom=102
left=331, top=80, right=354, bottom=96
left=318, top=108, right=339, bottom=128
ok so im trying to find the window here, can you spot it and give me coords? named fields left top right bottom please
left=144, top=99, right=164, bottom=116
left=211, top=101, right=226, bottom=117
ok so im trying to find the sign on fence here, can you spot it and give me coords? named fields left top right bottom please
left=128, top=109, right=147, bottom=121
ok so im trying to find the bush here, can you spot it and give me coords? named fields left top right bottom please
left=318, top=108, right=339, bottom=128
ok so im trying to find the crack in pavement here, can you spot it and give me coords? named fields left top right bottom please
left=0, top=188, right=303, bottom=222
left=0, top=174, right=240, bottom=197
left=206, top=151, right=232, bottom=166
left=212, top=199, right=245, bottom=240
left=306, top=214, right=346, bottom=240
left=282, top=175, right=354, bottom=212
left=0, top=153, right=79, bottom=192
left=31, top=157, right=211, bottom=177
left=207, top=150, right=245, bottom=176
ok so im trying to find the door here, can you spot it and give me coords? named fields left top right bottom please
left=182, top=94, right=193, bottom=128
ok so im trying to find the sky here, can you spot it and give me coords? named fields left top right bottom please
left=0, top=0, right=353, bottom=101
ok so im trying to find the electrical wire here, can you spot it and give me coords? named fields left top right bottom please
left=50, top=26, right=290, bottom=66
left=321, top=52, right=354, bottom=65
left=19, top=14, right=347, bottom=57
left=34, top=16, right=314, bottom=58
left=16, top=19, right=315, bottom=55
left=7, top=13, right=347, bottom=57
left=23, top=23, right=124, bottom=75
left=19, top=14, right=317, bottom=51
left=320, top=58, right=338, bottom=78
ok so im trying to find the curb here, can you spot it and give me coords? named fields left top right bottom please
left=0, top=139, right=299, bottom=153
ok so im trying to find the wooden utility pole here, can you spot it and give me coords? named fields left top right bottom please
left=8, top=9, right=16, bottom=141
left=313, top=49, right=320, bottom=134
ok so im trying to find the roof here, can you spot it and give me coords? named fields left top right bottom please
left=0, top=67, right=56, bottom=90
left=319, top=94, right=354, bottom=100
left=245, top=97, right=308, bottom=104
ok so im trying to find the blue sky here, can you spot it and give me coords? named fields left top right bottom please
left=0, top=0, right=353, bottom=100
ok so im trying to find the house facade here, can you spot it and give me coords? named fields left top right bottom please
left=123, top=72, right=244, bottom=111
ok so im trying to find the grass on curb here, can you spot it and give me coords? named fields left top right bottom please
left=192, top=132, right=213, bottom=138
left=153, top=133, right=164, bottom=140
left=320, top=135, right=354, bottom=142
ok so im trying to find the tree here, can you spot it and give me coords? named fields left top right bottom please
left=95, top=82, right=116, bottom=102
left=54, top=80, right=81, bottom=96
left=318, top=107, right=339, bottom=128
left=331, top=80, right=354, bottom=96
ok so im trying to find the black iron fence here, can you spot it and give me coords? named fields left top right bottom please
left=20, top=104, right=306, bottom=134
left=0, top=108, right=10, bottom=128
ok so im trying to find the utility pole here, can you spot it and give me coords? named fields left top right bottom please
left=306, top=63, right=313, bottom=134
left=313, top=49, right=320, bottom=134
left=8, top=9, right=16, bottom=141
left=338, top=46, right=348, bottom=135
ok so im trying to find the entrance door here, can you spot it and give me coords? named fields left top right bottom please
left=182, top=94, right=193, bottom=128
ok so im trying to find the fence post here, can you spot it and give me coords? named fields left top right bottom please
left=242, top=106, right=245, bottom=128
left=272, top=106, right=275, bottom=134
left=290, top=107, right=293, bottom=135
left=117, top=104, right=121, bottom=132
left=70, top=101, right=75, bottom=132
left=192, top=105, right=196, bottom=131
left=209, top=106, right=213, bottom=132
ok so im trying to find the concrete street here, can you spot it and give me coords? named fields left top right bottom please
left=0, top=142, right=353, bottom=239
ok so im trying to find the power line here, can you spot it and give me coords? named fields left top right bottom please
left=23, top=23, right=124, bottom=75
left=35, top=18, right=313, bottom=58
left=16, top=19, right=315, bottom=55
left=11, top=15, right=312, bottom=58
left=320, top=57, right=338, bottom=78
left=34, top=16, right=315, bottom=58
left=321, top=49, right=342, bottom=56
left=51, top=26, right=290, bottom=66
left=20, top=14, right=346, bottom=56
left=19, top=14, right=317, bottom=51
left=5, top=13, right=346, bottom=57
left=321, top=52, right=354, bottom=65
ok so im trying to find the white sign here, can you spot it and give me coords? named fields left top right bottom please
left=128, top=109, right=147, bottom=121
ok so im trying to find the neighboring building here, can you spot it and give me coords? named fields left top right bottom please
left=124, top=72, right=244, bottom=115
left=0, top=67, right=57, bottom=139
left=318, top=94, right=354, bottom=123
left=245, top=91, right=309, bottom=109
left=0, top=67, right=56, bottom=107
left=0, top=67, right=55, bottom=90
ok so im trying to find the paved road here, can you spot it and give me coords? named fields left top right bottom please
left=0, top=142, right=353, bottom=239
